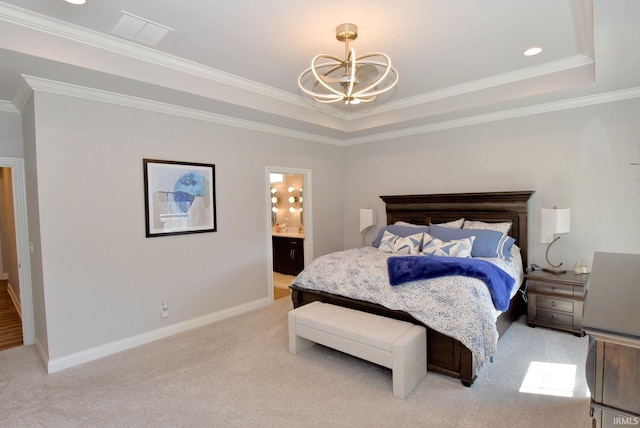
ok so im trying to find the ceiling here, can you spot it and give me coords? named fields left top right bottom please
left=0, top=0, right=638, bottom=145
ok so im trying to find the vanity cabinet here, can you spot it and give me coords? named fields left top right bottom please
left=583, top=252, right=640, bottom=428
left=272, top=236, right=304, bottom=276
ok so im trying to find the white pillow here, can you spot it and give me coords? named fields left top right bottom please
left=421, top=233, right=475, bottom=258
left=394, top=221, right=427, bottom=227
left=463, top=220, right=512, bottom=235
left=431, top=218, right=464, bottom=229
left=378, top=231, right=423, bottom=254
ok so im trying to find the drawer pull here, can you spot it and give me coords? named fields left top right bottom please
left=551, top=301, right=556, bottom=307
left=551, top=286, right=557, bottom=291
left=551, top=314, right=557, bottom=320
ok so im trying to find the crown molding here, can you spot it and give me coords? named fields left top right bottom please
left=356, top=55, right=595, bottom=118
left=0, top=99, right=18, bottom=113
left=0, top=3, right=342, bottom=114
left=342, top=86, right=640, bottom=146
left=18, top=74, right=640, bottom=148
left=19, top=75, right=343, bottom=146
left=0, top=1, right=599, bottom=126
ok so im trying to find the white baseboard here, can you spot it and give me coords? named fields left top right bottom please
left=46, top=297, right=271, bottom=374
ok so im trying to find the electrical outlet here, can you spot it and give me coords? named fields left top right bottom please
left=161, top=301, right=169, bottom=318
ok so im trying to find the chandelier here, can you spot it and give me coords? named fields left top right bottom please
left=298, top=23, right=399, bottom=105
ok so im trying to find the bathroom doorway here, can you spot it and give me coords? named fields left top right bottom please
left=265, top=167, right=312, bottom=302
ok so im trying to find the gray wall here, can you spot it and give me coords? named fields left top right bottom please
left=2, top=88, right=640, bottom=366
left=23, top=91, right=344, bottom=360
left=342, top=98, right=640, bottom=268
left=0, top=110, right=23, bottom=157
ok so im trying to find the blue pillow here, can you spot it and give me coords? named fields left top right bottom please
left=429, top=224, right=515, bottom=260
left=371, top=224, right=431, bottom=248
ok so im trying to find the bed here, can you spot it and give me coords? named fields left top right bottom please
left=289, top=191, right=534, bottom=386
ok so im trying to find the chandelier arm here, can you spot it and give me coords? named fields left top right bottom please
left=309, top=56, right=349, bottom=98
left=353, top=69, right=399, bottom=98
left=346, top=48, right=356, bottom=102
left=313, top=63, right=349, bottom=84
left=298, top=69, right=340, bottom=99
left=351, top=54, right=396, bottom=97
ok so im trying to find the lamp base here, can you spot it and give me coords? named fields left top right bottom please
left=542, top=267, right=567, bottom=274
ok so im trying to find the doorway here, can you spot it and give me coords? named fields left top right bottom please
left=265, top=167, right=312, bottom=302
left=0, top=157, right=33, bottom=347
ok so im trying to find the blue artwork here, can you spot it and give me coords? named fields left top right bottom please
left=173, top=172, right=209, bottom=213
left=144, top=159, right=216, bottom=236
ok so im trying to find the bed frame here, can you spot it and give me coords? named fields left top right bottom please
left=290, top=190, right=534, bottom=386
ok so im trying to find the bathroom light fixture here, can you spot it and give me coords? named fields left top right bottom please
left=298, top=23, right=399, bottom=105
left=540, top=207, right=570, bottom=274
left=65, top=0, right=86, bottom=4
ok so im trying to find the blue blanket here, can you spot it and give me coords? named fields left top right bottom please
left=387, top=256, right=515, bottom=311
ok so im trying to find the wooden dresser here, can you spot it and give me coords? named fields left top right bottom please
left=583, top=252, right=640, bottom=428
left=525, top=270, right=588, bottom=336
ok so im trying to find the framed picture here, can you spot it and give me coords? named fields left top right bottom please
left=143, top=159, right=216, bottom=237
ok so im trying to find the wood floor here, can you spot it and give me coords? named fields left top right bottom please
left=273, top=272, right=295, bottom=300
left=0, top=280, right=23, bottom=351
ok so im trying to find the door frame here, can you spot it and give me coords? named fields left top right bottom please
left=0, top=157, right=33, bottom=344
left=265, top=166, right=312, bottom=301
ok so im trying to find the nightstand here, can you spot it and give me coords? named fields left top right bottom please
left=525, top=270, right=589, bottom=336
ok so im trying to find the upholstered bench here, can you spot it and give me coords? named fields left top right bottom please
left=288, top=301, right=427, bottom=399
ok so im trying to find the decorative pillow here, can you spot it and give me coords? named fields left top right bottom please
left=430, top=218, right=465, bottom=229
left=429, top=224, right=515, bottom=260
left=463, top=220, right=512, bottom=235
left=371, top=224, right=431, bottom=247
left=421, top=233, right=474, bottom=258
left=378, top=231, right=423, bottom=254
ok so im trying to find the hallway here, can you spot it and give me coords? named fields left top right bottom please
left=0, top=280, right=22, bottom=351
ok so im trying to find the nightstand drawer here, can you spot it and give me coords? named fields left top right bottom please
left=530, top=280, right=574, bottom=297
left=535, top=296, right=574, bottom=313
left=535, top=309, right=574, bottom=327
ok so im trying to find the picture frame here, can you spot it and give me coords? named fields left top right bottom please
left=143, top=159, right=216, bottom=237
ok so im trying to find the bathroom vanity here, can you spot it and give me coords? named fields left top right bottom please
left=272, top=232, right=304, bottom=276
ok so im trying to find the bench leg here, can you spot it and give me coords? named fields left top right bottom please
left=392, top=325, right=427, bottom=399
left=288, top=309, right=316, bottom=354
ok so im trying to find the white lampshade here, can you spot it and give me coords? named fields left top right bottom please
left=540, top=208, right=570, bottom=243
left=359, top=208, right=375, bottom=233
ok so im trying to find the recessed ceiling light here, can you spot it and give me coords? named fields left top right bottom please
left=65, top=0, right=86, bottom=4
left=524, top=47, right=542, bottom=56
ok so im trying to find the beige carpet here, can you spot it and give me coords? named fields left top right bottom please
left=0, top=298, right=592, bottom=427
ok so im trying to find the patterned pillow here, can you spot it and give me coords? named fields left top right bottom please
left=430, top=218, right=465, bottom=229
left=463, top=220, right=512, bottom=235
left=421, top=233, right=475, bottom=258
left=378, top=231, right=423, bottom=254
left=371, top=224, right=431, bottom=247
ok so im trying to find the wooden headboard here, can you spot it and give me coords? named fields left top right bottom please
left=380, top=191, right=534, bottom=267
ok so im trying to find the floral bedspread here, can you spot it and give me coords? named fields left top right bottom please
left=292, top=246, right=524, bottom=366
